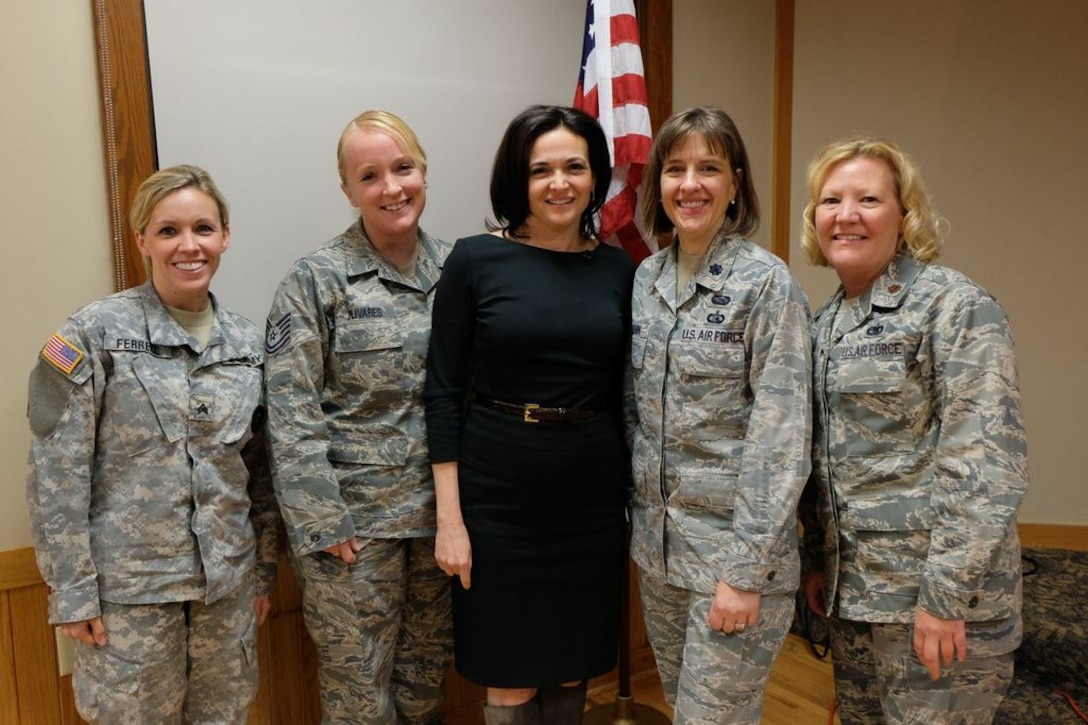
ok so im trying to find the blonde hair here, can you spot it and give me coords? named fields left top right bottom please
left=129, top=164, right=229, bottom=233
left=801, top=137, right=943, bottom=266
left=336, top=110, right=427, bottom=184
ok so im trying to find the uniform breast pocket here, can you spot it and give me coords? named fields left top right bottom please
left=111, top=355, right=185, bottom=456
left=213, top=363, right=262, bottom=445
left=674, top=343, right=748, bottom=429
left=828, top=355, right=914, bottom=456
left=334, top=321, right=413, bottom=389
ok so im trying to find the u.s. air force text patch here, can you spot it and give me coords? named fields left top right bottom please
left=266, top=313, right=291, bottom=354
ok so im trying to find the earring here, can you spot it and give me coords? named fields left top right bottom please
left=729, top=198, right=736, bottom=206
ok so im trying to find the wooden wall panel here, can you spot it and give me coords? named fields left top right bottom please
left=0, top=591, right=20, bottom=723
left=9, top=585, right=62, bottom=724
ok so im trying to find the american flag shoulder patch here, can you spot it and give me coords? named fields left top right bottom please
left=265, top=313, right=292, bottom=354
left=42, top=334, right=85, bottom=375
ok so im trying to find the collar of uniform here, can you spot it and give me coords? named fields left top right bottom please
left=689, top=232, right=741, bottom=292
left=412, top=228, right=446, bottom=293
left=868, top=253, right=924, bottom=309
left=141, top=281, right=200, bottom=348
left=344, top=219, right=438, bottom=292
left=142, top=282, right=240, bottom=356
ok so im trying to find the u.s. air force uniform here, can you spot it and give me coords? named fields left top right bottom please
left=800, top=254, right=1028, bottom=724
left=629, top=233, right=812, bottom=723
left=265, top=222, right=453, bottom=724
left=26, top=282, right=280, bottom=724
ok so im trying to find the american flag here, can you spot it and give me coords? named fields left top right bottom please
left=574, top=0, right=655, bottom=263
left=42, top=334, right=84, bottom=375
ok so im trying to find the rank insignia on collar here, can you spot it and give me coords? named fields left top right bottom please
left=888, top=284, right=902, bottom=293
left=709, top=263, right=723, bottom=275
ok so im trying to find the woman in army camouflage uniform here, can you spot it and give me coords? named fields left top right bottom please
left=26, top=165, right=280, bottom=723
left=799, top=137, right=1028, bottom=724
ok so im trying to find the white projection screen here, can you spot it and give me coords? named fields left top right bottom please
left=145, top=1, right=586, bottom=324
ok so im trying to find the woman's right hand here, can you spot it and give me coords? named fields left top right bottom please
left=435, top=522, right=472, bottom=590
left=61, top=617, right=108, bottom=647
left=803, top=571, right=828, bottom=618
left=324, top=536, right=363, bottom=563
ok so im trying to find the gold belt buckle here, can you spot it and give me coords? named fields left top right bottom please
left=523, top=403, right=540, bottom=423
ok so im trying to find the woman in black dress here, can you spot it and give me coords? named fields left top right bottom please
left=425, top=105, right=633, bottom=724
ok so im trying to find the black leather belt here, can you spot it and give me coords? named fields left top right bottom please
left=474, top=395, right=596, bottom=423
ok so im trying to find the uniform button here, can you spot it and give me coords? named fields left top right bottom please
left=968, top=595, right=979, bottom=608
left=766, top=570, right=776, bottom=582
left=311, top=534, right=322, bottom=543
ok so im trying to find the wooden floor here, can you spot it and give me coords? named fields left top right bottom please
left=445, top=633, right=840, bottom=724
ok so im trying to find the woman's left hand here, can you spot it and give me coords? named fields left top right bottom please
left=254, top=595, right=272, bottom=626
left=913, top=607, right=966, bottom=680
left=707, top=580, right=761, bottom=635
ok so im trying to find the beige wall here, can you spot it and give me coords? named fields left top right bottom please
left=673, top=0, right=777, bottom=250
left=676, top=0, right=1088, bottom=524
left=0, top=0, right=112, bottom=549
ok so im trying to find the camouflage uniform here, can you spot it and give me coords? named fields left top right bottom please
left=799, top=254, right=1028, bottom=724
left=629, top=234, right=812, bottom=723
left=266, top=221, right=453, bottom=724
left=25, top=282, right=280, bottom=724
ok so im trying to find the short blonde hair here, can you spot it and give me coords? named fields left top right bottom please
left=801, top=137, right=943, bottom=266
left=130, top=164, right=229, bottom=233
left=336, top=110, right=427, bottom=184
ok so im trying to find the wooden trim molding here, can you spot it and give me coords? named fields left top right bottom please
left=1018, top=523, right=1088, bottom=552
left=636, top=0, right=673, bottom=133
left=92, top=0, right=154, bottom=292
left=771, top=0, right=795, bottom=262
left=0, top=548, right=40, bottom=592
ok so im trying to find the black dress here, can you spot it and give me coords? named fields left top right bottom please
left=425, top=233, right=633, bottom=687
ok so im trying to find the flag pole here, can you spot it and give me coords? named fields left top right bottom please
left=583, top=524, right=671, bottom=724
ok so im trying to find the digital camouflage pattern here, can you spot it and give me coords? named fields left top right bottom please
left=265, top=221, right=453, bottom=724
left=829, top=617, right=1016, bottom=724
left=629, top=234, right=811, bottom=724
left=291, top=538, right=451, bottom=724
left=72, top=575, right=259, bottom=724
left=629, top=233, right=812, bottom=598
left=638, top=567, right=795, bottom=724
left=265, top=222, right=452, bottom=553
left=800, top=254, right=1028, bottom=626
left=26, top=282, right=279, bottom=626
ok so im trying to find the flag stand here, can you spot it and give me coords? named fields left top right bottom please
left=583, top=528, right=671, bottom=725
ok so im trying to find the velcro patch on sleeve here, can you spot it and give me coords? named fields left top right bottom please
left=41, top=334, right=85, bottom=375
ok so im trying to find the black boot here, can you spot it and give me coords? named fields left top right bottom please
left=483, top=698, right=541, bottom=725
left=537, top=682, right=587, bottom=725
